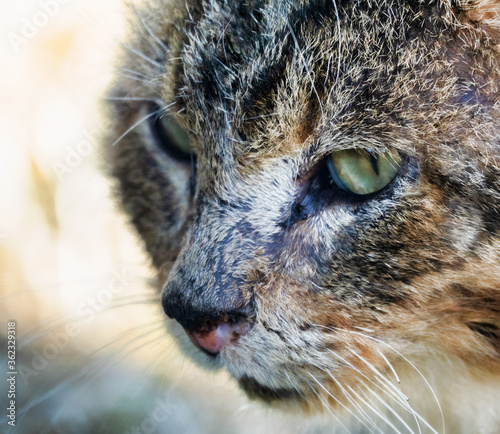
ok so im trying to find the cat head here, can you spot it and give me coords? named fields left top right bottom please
left=105, top=0, right=500, bottom=416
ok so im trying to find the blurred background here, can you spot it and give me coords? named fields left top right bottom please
left=0, top=1, right=323, bottom=432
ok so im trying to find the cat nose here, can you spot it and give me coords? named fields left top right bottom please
left=162, top=295, right=254, bottom=356
left=185, top=321, right=251, bottom=356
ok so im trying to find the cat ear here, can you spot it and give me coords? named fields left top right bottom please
left=454, top=0, right=500, bottom=43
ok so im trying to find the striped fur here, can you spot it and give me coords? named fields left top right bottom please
left=104, top=0, right=500, bottom=431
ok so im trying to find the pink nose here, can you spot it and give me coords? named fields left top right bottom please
left=185, top=322, right=248, bottom=356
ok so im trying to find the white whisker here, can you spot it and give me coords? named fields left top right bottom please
left=306, top=380, right=350, bottom=433
left=308, top=372, right=376, bottom=433
left=111, top=111, right=158, bottom=147
left=16, top=323, right=164, bottom=429
left=122, top=43, right=163, bottom=68
left=313, top=323, right=444, bottom=433
left=131, top=4, right=169, bottom=52
left=116, top=73, right=151, bottom=84
left=359, top=386, right=418, bottom=434
left=337, top=348, right=422, bottom=432
left=103, top=96, right=159, bottom=103
left=39, top=329, right=166, bottom=434
left=326, top=349, right=413, bottom=416
left=346, top=330, right=444, bottom=434
left=377, top=348, right=401, bottom=384
left=284, top=370, right=312, bottom=405
left=121, top=67, right=151, bottom=80
left=325, top=370, right=384, bottom=433
left=349, top=385, right=408, bottom=434
left=348, top=348, right=408, bottom=400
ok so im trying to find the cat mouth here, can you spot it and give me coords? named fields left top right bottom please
left=238, top=375, right=303, bottom=403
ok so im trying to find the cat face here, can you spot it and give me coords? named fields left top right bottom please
left=106, top=0, right=500, bottom=421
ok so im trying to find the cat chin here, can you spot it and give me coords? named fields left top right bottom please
left=237, top=375, right=305, bottom=405
left=166, top=318, right=311, bottom=402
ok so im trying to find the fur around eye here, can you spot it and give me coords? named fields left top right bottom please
left=148, top=104, right=195, bottom=162
left=327, top=148, right=401, bottom=196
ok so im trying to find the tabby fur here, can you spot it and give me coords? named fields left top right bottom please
left=104, top=0, right=500, bottom=431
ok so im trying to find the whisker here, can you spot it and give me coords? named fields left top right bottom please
left=361, top=383, right=446, bottom=434
left=326, top=347, right=415, bottom=424
left=38, top=328, right=166, bottom=434
left=306, top=380, right=350, bottom=433
left=331, top=348, right=421, bottom=432
left=121, top=43, right=163, bottom=69
left=308, top=372, right=376, bottom=433
left=348, top=385, right=407, bottom=434
left=332, top=370, right=387, bottom=433
left=130, top=4, right=169, bottom=52
left=312, top=323, right=444, bottom=434
left=121, top=67, right=151, bottom=80
left=347, top=348, right=409, bottom=401
left=111, top=111, right=158, bottom=147
left=133, top=342, right=176, bottom=393
left=324, top=369, right=383, bottom=433
left=17, top=322, right=165, bottom=429
left=92, top=346, right=177, bottom=434
left=17, top=293, right=159, bottom=350
left=377, top=348, right=401, bottom=384
left=283, top=369, right=314, bottom=406
left=358, top=386, right=418, bottom=434
left=103, top=96, right=160, bottom=103
left=115, top=73, right=153, bottom=85
left=0, top=278, right=122, bottom=302
left=346, top=330, right=444, bottom=434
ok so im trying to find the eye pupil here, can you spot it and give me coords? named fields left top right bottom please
left=369, top=152, right=379, bottom=176
left=148, top=103, right=195, bottom=162
left=328, top=148, right=401, bottom=196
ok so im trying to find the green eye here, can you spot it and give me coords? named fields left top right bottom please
left=328, top=148, right=401, bottom=196
left=158, top=116, right=193, bottom=155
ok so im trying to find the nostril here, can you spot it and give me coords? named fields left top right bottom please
left=186, top=323, right=230, bottom=356
left=185, top=321, right=251, bottom=356
left=162, top=286, right=256, bottom=355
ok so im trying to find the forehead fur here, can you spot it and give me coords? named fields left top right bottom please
left=127, top=0, right=500, bottom=171
left=105, top=0, right=500, bottom=276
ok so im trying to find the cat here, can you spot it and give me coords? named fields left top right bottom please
left=104, top=0, right=500, bottom=432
